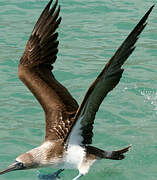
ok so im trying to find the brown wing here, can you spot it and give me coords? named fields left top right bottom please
left=65, top=5, right=154, bottom=145
left=18, top=0, right=78, bottom=141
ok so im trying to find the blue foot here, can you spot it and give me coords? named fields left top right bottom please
left=37, top=169, right=64, bottom=180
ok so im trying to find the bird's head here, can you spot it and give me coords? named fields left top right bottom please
left=0, top=152, right=38, bottom=175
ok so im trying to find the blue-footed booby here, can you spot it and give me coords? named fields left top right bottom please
left=0, top=0, right=154, bottom=179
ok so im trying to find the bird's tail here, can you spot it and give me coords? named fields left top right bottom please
left=104, top=145, right=131, bottom=160
left=86, top=145, right=131, bottom=160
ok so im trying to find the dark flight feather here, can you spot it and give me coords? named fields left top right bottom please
left=18, top=0, right=78, bottom=141
left=66, top=5, right=154, bottom=145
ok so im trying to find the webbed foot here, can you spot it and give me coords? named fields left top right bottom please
left=37, top=169, right=64, bottom=180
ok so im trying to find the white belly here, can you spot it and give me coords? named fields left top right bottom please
left=64, top=145, right=86, bottom=169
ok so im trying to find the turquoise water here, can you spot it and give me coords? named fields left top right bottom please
left=0, top=0, right=157, bottom=179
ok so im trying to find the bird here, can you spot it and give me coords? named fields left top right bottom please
left=0, top=0, right=154, bottom=179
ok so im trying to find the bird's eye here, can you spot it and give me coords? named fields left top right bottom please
left=15, top=161, right=24, bottom=168
left=18, top=162, right=23, bottom=167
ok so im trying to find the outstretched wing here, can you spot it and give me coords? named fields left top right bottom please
left=18, top=0, right=78, bottom=141
left=66, top=5, right=154, bottom=145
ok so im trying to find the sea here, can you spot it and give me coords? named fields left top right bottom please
left=0, top=0, right=156, bottom=180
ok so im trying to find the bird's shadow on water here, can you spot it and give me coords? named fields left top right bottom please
left=35, top=162, right=130, bottom=180
left=37, top=169, right=64, bottom=180
left=36, top=168, right=129, bottom=180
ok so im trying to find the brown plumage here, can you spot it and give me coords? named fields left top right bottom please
left=18, top=0, right=78, bottom=142
left=0, top=0, right=154, bottom=179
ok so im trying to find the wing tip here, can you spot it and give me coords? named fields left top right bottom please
left=142, top=4, right=154, bottom=24
left=146, top=4, right=154, bottom=16
left=149, top=4, right=155, bottom=12
left=46, top=0, right=53, bottom=11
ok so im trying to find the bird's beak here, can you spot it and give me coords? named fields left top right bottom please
left=0, top=161, right=25, bottom=175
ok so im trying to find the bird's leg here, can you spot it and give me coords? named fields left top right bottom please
left=52, top=169, right=64, bottom=178
left=37, top=169, right=64, bottom=180
left=72, top=173, right=83, bottom=180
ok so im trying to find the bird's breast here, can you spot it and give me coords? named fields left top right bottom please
left=63, top=145, right=86, bottom=169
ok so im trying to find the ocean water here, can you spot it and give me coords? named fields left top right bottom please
left=0, top=0, right=156, bottom=180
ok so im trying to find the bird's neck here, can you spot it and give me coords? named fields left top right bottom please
left=28, top=141, right=64, bottom=168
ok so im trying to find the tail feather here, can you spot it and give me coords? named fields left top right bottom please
left=86, top=145, right=131, bottom=160
left=105, top=145, right=131, bottom=160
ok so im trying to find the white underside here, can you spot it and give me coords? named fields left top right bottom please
left=30, top=142, right=86, bottom=171
left=63, top=145, right=96, bottom=175
left=64, top=145, right=86, bottom=170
